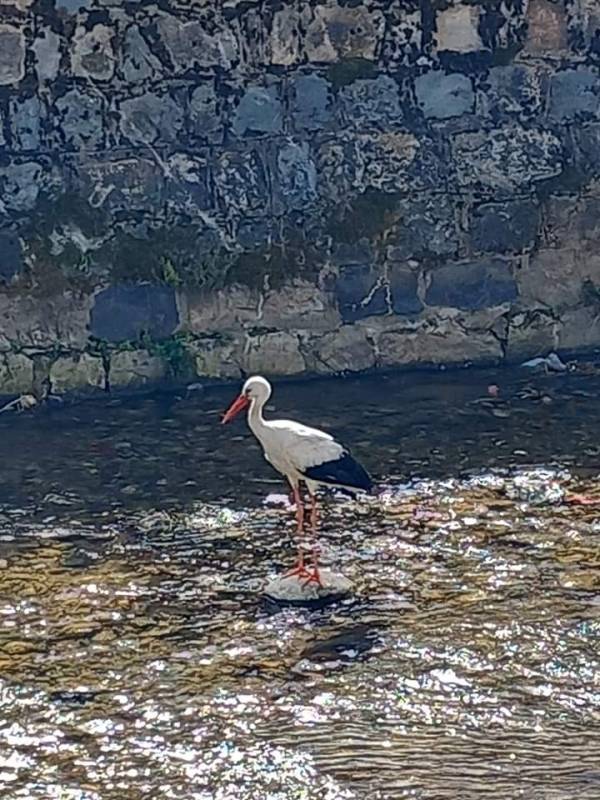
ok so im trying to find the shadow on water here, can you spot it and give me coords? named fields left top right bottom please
left=0, top=367, right=599, bottom=798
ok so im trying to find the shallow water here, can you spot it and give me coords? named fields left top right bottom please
left=0, top=367, right=599, bottom=799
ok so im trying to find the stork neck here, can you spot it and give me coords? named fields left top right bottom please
left=247, top=396, right=267, bottom=436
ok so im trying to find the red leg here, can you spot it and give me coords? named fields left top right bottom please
left=284, top=485, right=310, bottom=578
left=303, top=493, right=323, bottom=587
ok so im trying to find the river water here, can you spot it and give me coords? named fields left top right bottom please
left=0, top=367, right=599, bottom=799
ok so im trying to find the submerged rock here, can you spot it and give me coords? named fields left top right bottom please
left=264, top=569, right=353, bottom=605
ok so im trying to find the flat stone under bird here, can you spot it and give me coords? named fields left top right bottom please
left=221, top=375, right=373, bottom=585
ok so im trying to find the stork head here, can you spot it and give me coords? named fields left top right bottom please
left=221, top=375, right=272, bottom=424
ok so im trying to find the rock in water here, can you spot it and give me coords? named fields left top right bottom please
left=264, top=569, right=353, bottom=606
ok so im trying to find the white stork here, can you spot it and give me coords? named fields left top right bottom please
left=221, top=375, right=373, bottom=585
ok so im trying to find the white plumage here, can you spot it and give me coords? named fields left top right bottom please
left=222, top=375, right=372, bottom=584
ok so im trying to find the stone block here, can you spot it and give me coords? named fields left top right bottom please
left=524, top=0, right=568, bottom=54
left=72, top=24, right=115, bottom=81
left=260, top=281, right=340, bottom=331
left=0, top=25, right=25, bottom=85
left=0, top=232, right=22, bottom=282
left=55, top=89, right=105, bottom=150
left=506, top=310, right=558, bottom=361
left=305, top=3, right=385, bottom=62
left=386, top=194, right=459, bottom=261
left=339, top=75, right=404, bottom=128
left=573, top=124, right=600, bottom=176
left=10, top=95, right=43, bottom=151
left=381, top=6, right=423, bottom=66
left=232, top=85, right=283, bottom=137
left=192, top=336, right=243, bottom=379
left=186, top=286, right=260, bottom=333
left=452, top=126, right=563, bottom=193
left=0, top=292, right=92, bottom=351
left=272, top=141, right=318, bottom=213
left=290, top=73, right=333, bottom=131
left=73, top=155, right=166, bottom=214
left=389, top=265, right=422, bottom=315
left=109, top=349, right=167, bottom=388
left=426, top=259, right=518, bottom=310
left=548, top=68, right=600, bottom=121
left=335, top=264, right=387, bottom=323
left=315, top=325, right=375, bottom=373
left=156, top=13, right=238, bottom=71
left=189, top=83, right=222, bottom=143
left=0, top=353, right=33, bottom=395
left=377, top=315, right=502, bottom=367
left=32, top=29, right=61, bottom=83
left=480, top=65, right=544, bottom=119
left=90, top=285, right=179, bottom=343
left=120, top=92, right=184, bottom=145
left=415, top=72, right=474, bottom=119
left=558, top=305, right=600, bottom=350
left=518, top=248, right=596, bottom=308
left=50, top=354, right=106, bottom=393
left=122, top=25, right=163, bottom=83
left=214, top=148, right=269, bottom=217
left=435, top=5, right=483, bottom=53
left=242, top=331, right=305, bottom=375
left=471, top=201, right=540, bottom=254
left=0, top=162, right=46, bottom=212
left=270, top=6, right=305, bottom=66
left=164, top=153, right=212, bottom=215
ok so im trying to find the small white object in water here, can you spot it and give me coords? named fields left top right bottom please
left=521, top=352, right=567, bottom=372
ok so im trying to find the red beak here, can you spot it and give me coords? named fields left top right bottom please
left=221, top=393, right=250, bottom=424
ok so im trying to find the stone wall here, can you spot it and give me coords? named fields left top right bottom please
left=2, top=0, right=600, bottom=395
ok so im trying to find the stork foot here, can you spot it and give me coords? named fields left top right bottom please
left=302, top=566, right=323, bottom=588
left=283, top=560, right=312, bottom=580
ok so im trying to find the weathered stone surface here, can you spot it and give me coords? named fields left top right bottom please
left=110, top=349, right=167, bottom=388
left=524, top=0, right=568, bottom=54
left=189, top=83, right=222, bottom=143
left=548, top=68, right=600, bottom=121
left=242, top=331, right=305, bottom=375
left=120, top=92, right=184, bottom=145
left=264, top=570, right=353, bottom=604
left=389, top=266, right=423, bottom=315
left=0, top=232, right=22, bottom=282
left=72, top=24, right=115, bottom=81
left=261, top=282, right=339, bottom=331
left=386, top=195, right=459, bottom=261
left=0, top=25, right=25, bottom=85
left=0, top=293, right=91, bottom=350
left=452, top=126, right=563, bottom=193
left=192, top=336, right=243, bottom=379
left=10, top=96, right=42, bottom=151
left=186, top=286, right=260, bottom=334
left=480, top=65, right=544, bottom=119
left=471, top=201, right=540, bottom=254
left=122, top=25, right=163, bottom=83
left=91, top=285, right=179, bottom=342
left=435, top=5, right=483, bottom=53
left=382, top=6, right=422, bottom=66
left=506, top=310, right=558, bottom=361
left=339, top=75, right=404, bottom=128
left=273, top=141, right=318, bottom=212
left=518, top=249, right=595, bottom=308
left=55, top=89, right=105, bottom=150
left=305, top=3, right=385, bottom=62
left=415, top=72, right=474, bottom=119
left=32, top=29, right=61, bottom=83
left=0, top=353, right=33, bottom=395
left=558, top=306, right=600, bottom=350
left=335, top=257, right=387, bottom=323
left=232, top=85, right=283, bottom=137
left=377, top=314, right=503, bottom=367
left=270, top=6, right=305, bottom=66
left=50, top=354, right=106, bottom=394
left=315, top=325, right=375, bottom=373
left=0, top=162, right=46, bottom=213
left=155, top=13, right=238, bottom=71
left=214, top=148, right=269, bottom=217
left=290, top=73, right=333, bottom=131
left=426, top=260, right=518, bottom=310
left=75, top=155, right=165, bottom=213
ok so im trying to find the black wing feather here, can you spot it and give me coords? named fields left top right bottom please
left=302, top=451, right=373, bottom=492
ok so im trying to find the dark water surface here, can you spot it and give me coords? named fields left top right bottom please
left=0, top=367, right=599, bottom=799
